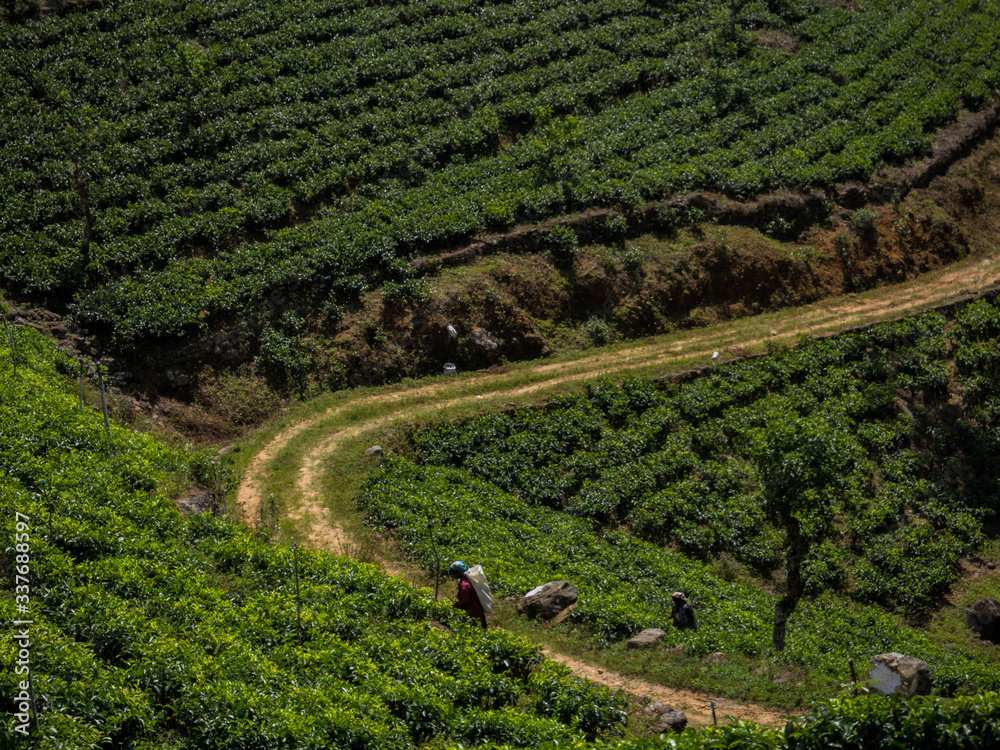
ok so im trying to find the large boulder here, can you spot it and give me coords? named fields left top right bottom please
left=517, top=581, right=579, bottom=620
left=868, top=653, right=932, bottom=696
left=625, top=629, right=666, bottom=649
left=470, top=327, right=502, bottom=362
left=966, top=598, right=1000, bottom=643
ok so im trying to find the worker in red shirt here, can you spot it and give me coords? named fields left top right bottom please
left=450, top=560, right=487, bottom=629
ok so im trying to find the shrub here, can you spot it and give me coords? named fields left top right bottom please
left=547, top=226, right=579, bottom=266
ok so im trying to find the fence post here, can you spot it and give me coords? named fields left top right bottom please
left=97, top=367, right=111, bottom=440
left=292, top=543, right=302, bottom=645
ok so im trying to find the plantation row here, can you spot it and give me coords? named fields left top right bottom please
left=403, top=301, right=1000, bottom=615
left=0, top=327, right=628, bottom=748
left=3, top=320, right=999, bottom=747
left=357, top=300, right=1000, bottom=694
left=2, top=0, right=999, bottom=357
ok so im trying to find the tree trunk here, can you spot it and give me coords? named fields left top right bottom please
left=772, top=520, right=805, bottom=652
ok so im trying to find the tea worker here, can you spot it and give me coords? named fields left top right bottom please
left=450, top=560, right=487, bottom=629
left=670, top=591, right=697, bottom=630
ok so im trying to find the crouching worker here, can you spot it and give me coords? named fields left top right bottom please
left=450, top=560, right=492, bottom=629
left=670, top=591, right=697, bottom=631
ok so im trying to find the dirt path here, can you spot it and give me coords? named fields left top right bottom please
left=234, top=255, right=1000, bottom=725
left=235, top=417, right=312, bottom=528
left=541, top=649, right=801, bottom=729
left=238, top=255, right=1000, bottom=528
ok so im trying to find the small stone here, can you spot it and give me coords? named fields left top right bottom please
left=967, top=598, right=1000, bottom=642
left=702, top=652, right=726, bottom=664
left=364, top=445, right=383, bottom=456
left=652, top=710, right=688, bottom=734
left=517, top=581, right=579, bottom=620
left=773, top=672, right=795, bottom=684
left=551, top=604, right=576, bottom=624
left=644, top=701, right=669, bottom=715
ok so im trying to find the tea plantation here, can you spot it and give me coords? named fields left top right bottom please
left=5, top=0, right=1000, bottom=745
left=1, top=325, right=637, bottom=748
left=4, top=288, right=1000, bottom=747
left=2, top=0, right=1000, bottom=359
left=357, top=301, right=1000, bottom=695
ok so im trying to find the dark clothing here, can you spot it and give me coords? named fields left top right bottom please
left=455, top=576, right=487, bottom=628
left=671, top=600, right=697, bottom=630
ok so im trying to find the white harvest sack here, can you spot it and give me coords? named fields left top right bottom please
left=465, top=565, right=494, bottom=613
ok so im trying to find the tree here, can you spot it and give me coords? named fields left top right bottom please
left=750, top=410, right=859, bottom=651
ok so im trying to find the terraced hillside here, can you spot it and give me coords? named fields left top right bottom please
left=3, top=0, right=1000, bottom=402
left=4, top=1, right=1000, bottom=744
left=4, top=272, right=1000, bottom=750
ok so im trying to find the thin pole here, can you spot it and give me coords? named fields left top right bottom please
left=432, top=521, right=441, bottom=600
left=292, top=543, right=302, bottom=645
left=215, top=461, right=228, bottom=517
left=78, top=360, right=85, bottom=412
left=97, top=369, right=111, bottom=439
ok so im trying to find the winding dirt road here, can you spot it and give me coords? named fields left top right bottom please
left=234, top=255, right=1000, bottom=728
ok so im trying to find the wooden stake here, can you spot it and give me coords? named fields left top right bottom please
left=98, top=369, right=111, bottom=439
left=293, top=543, right=302, bottom=645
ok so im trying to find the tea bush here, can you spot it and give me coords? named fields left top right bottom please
left=358, top=303, right=1000, bottom=692
left=3, top=0, right=999, bottom=358
left=0, top=325, right=628, bottom=747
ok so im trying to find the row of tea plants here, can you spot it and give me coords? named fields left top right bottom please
left=357, top=300, right=1000, bottom=694
left=2, top=0, right=999, bottom=359
left=0, top=324, right=628, bottom=748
